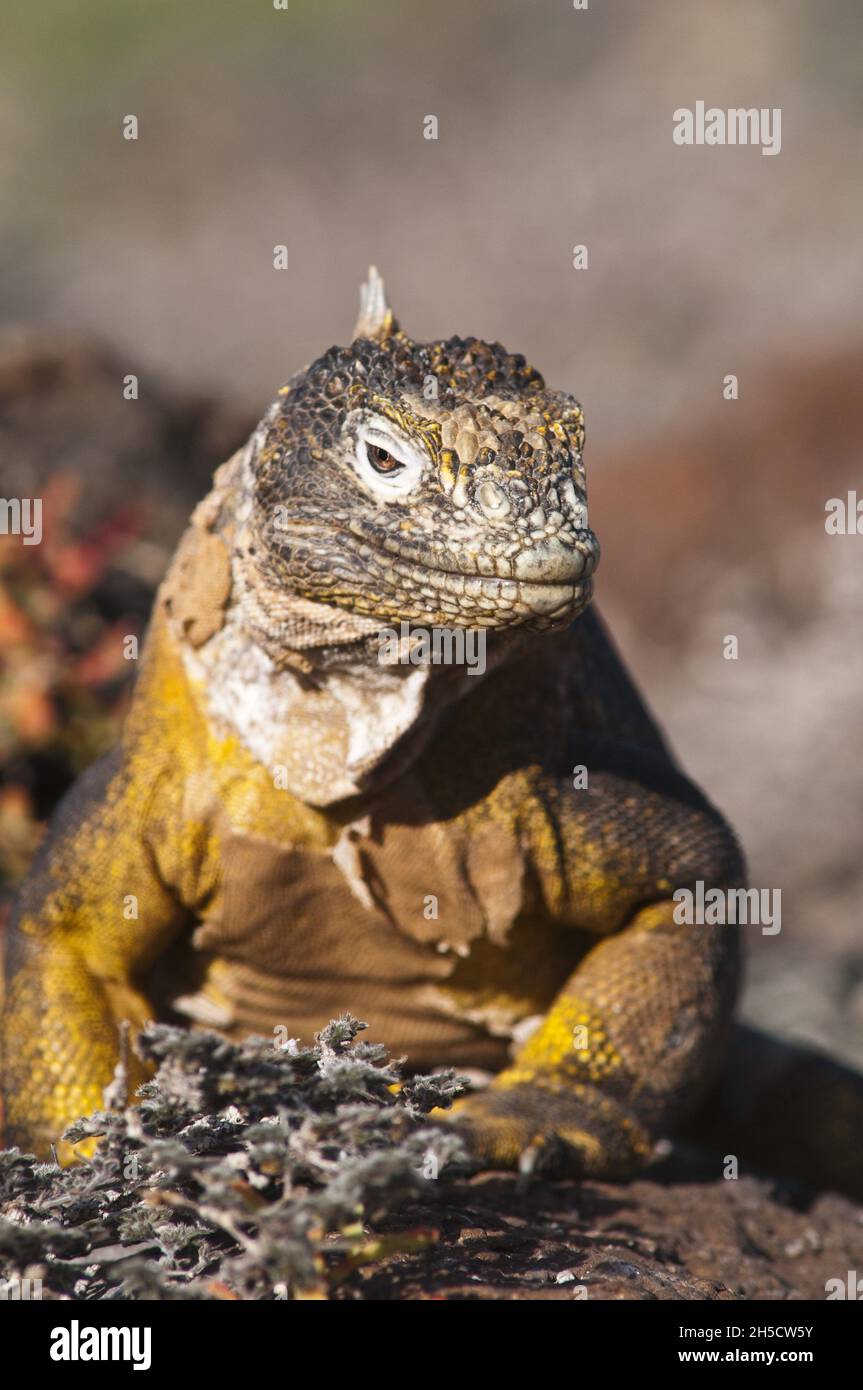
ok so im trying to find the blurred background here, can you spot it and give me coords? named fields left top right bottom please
left=1, top=0, right=861, bottom=1065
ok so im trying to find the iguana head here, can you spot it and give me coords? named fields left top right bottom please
left=248, top=269, right=599, bottom=633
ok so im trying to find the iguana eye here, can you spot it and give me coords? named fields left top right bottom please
left=351, top=417, right=426, bottom=499
left=367, top=443, right=403, bottom=474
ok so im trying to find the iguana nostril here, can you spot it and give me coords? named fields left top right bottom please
left=477, top=479, right=511, bottom=519
left=560, top=478, right=588, bottom=529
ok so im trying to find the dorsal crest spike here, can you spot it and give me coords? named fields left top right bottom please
left=353, top=265, right=399, bottom=342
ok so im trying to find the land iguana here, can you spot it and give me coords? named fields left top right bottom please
left=2, top=272, right=861, bottom=1195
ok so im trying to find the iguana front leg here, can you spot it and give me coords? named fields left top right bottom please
left=2, top=748, right=186, bottom=1159
left=449, top=758, right=743, bottom=1176
left=452, top=901, right=739, bottom=1174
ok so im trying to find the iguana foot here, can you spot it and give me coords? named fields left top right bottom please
left=443, top=1081, right=656, bottom=1178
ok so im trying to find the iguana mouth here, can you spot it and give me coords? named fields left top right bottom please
left=344, top=518, right=597, bottom=587
left=269, top=520, right=596, bottom=626
left=374, top=552, right=592, bottom=620
left=277, top=516, right=596, bottom=585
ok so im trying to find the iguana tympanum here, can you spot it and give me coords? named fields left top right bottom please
left=1, top=272, right=856, bottom=1192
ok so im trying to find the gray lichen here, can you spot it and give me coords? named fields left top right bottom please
left=0, top=1017, right=467, bottom=1300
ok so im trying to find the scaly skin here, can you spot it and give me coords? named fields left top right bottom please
left=2, top=271, right=743, bottom=1175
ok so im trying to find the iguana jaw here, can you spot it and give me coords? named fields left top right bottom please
left=272, top=548, right=594, bottom=630
left=258, top=519, right=598, bottom=631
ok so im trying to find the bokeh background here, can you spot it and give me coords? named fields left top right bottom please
left=1, top=0, right=862, bottom=1064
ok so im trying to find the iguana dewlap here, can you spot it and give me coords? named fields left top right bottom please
left=2, top=271, right=744, bottom=1173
